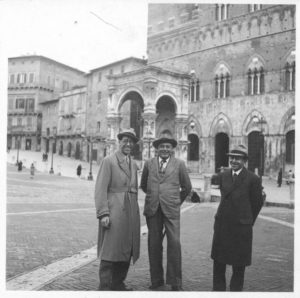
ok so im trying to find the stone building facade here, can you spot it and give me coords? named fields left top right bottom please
left=140, top=3, right=295, bottom=176
left=7, top=56, right=86, bottom=152
left=7, top=4, right=295, bottom=177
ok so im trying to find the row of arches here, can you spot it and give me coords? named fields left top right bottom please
left=188, top=130, right=295, bottom=174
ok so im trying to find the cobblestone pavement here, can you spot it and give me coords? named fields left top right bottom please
left=41, top=203, right=294, bottom=292
left=6, top=162, right=294, bottom=292
left=6, top=164, right=146, bottom=280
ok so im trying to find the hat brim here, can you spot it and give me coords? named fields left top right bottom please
left=117, top=132, right=139, bottom=143
left=153, top=138, right=177, bottom=149
left=227, top=152, right=248, bottom=158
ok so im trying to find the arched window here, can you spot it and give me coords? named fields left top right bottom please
left=215, top=4, right=228, bottom=21
left=247, top=58, right=265, bottom=95
left=285, top=62, right=295, bottom=91
left=189, top=79, right=200, bottom=102
left=215, top=65, right=230, bottom=99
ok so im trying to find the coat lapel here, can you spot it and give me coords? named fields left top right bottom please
left=116, top=151, right=131, bottom=178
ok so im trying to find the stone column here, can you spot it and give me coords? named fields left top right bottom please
left=106, top=113, right=122, bottom=155
left=175, top=115, right=189, bottom=162
left=142, top=106, right=156, bottom=160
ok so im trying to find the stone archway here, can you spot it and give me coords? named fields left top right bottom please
left=156, top=95, right=177, bottom=138
left=118, top=91, right=144, bottom=160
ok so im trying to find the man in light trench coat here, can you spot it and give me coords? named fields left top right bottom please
left=211, top=144, right=264, bottom=291
left=94, top=128, right=140, bottom=291
left=140, top=136, right=192, bottom=291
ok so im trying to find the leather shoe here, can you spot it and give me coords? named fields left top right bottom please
left=171, top=285, right=183, bottom=291
left=149, top=281, right=164, bottom=290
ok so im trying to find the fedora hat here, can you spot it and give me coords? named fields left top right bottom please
left=117, top=128, right=139, bottom=143
left=153, top=137, right=177, bottom=149
left=227, top=144, right=248, bottom=159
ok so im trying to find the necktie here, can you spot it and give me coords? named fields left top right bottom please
left=126, top=156, right=130, bottom=165
left=233, top=173, right=238, bottom=182
left=159, top=159, right=166, bottom=172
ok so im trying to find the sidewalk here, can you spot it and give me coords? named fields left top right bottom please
left=6, top=149, right=293, bottom=207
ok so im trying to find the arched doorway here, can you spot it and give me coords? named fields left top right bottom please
left=156, top=95, right=176, bottom=137
left=59, top=141, right=63, bottom=155
left=119, top=91, right=144, bottom=160
left=215, top=133, right=229, bottom=172
left=75, top=141, right=81, bottom=160
left=248, top=131, right=264, bottom=175
left=188, top=134, right=199, bottom=161
left=67, top=142, right=72, bottom=157
left=286, top=130, right=295, bottom=165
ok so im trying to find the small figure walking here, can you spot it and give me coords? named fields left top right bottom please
left=287, top=170, right=293, bottom=185
left=18, top=161, right=23, bottom=172
left=277, top=168, right=282, bottom=187
left=77, top=164, right=82, bottom=178
left=30, top=163, right=35, bottom=179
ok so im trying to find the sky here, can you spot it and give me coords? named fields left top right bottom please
left=0, top=0, right=149, bottom=72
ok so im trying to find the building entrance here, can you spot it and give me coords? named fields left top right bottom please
left=248, top=131, right=264, bottom=175
left=215, top=133, right=229, bottom=172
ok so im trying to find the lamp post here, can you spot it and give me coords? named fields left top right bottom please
left=87, top=136, right=94, bottom=180
left=16, top=136, right=21, bottom=166
left=49, top=127, right=57, bottom=174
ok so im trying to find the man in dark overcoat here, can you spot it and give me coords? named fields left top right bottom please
left=94, top=128, right=140, bottom=291
left=211, top=144, right=264, bottom=291
left=140, top=136, right=192, bottom=291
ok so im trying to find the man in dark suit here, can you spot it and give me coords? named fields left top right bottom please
left=140, top=136, right=192, bottom=291
left=211, top=144, right=264, bottom=291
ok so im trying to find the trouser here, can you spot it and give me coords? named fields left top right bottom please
left=146, top=205, right=182, bottom=287
left=99, top=260, right=130, bottom=290
left=213, top=260, right=246, bottom=291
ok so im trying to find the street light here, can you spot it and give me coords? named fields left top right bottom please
left=87, top=136, right=94, bottom=180
left=253, top=116, right=267, bottom=177
left=49, top=127, right=57, bottom=174
left=16, top=136, right=21, bottom=166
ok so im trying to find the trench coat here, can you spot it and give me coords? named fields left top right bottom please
left=140, top=156, right=192, bottom=219
left=94, top=151, right=140, bottom=264
left=211, top=167, right=263, bottom=266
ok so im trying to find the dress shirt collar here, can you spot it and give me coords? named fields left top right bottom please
left=159, top=156, right=170, bottom=164
left=232, top=167, right=243, bottom=176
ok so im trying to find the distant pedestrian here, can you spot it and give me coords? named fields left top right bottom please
left=277, top=168, right=283, bottom=187
left=30, top=163, right=35, bottom=178
left=287, top=170, right=293, bottom=185
left=77, top=164, right=82, bottom=178
left=211, top=144, right=264, bottom=291
left=18, top=161, right=23, bottom=172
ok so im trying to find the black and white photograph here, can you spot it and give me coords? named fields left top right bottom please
left=0, top=0, right=298, bottom=297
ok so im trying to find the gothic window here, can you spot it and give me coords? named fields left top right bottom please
left=247, top=58, right=265, bottom=95
left=249, top=4, right=262, bottom=12
left=285, top=62, right=295, bottom=91
left=189, top=79, right=200, bottom=102
left=215, top=70, right=230, bottom=99
left=26, top=98, right=35, bottom=112
left=215, top=4, right=228, bottom=21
